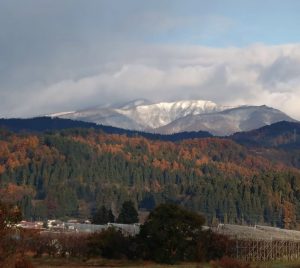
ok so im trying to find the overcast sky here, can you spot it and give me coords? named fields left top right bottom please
left=1, top=0, right=300, bottom=119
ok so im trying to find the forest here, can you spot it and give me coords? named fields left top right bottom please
left=0, top=124, right=300, bottom=228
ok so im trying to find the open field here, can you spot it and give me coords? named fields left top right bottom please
left=31, top=257, right=202, bottom=268
left=29, top=257, right=300, bottom=268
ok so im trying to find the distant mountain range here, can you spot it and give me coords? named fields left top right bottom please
left=48, top=99, right=296, bottom=136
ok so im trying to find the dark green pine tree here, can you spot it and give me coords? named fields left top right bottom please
left=117, top=201, right=138, bottom=224
left=92, top=206, right=115, bottom=224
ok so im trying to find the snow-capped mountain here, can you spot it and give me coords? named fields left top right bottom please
left=49, top=99, right=229, bottom=131
left=156, top=105, right=296, bottom=136
left=48, top=100, right=296, bottom=135
left=115, top=99, right=230, bottom=130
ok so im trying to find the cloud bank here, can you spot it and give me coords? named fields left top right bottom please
left=2, top=44, right=300, bottom=120
left=1, top=1, right=300, bottom=120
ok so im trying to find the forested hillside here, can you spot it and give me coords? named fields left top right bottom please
left=1, top=127, right=300, bottom=228
left=0, top=117, right=212, bottom=141
left=232, top=121, right=300, bottom=148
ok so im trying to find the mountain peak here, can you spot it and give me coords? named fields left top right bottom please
left=115, top=99, right=225, bottom=129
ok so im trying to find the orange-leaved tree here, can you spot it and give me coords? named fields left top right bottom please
left=0, top=201, right=32, bottom=267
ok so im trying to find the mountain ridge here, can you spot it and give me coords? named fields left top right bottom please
left=0, top=117, right=212, bottom=142
left=231, top=120, right=300, bottom=148
left=47, top=99, right=295, bottom=135
left=157, top=105, right=296, bottom=136
left=47, top=99, right=232, bottom=132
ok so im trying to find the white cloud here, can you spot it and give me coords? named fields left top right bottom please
left=2, top=43, right=300, bottom=120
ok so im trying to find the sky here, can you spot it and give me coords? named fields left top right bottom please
left=1, top=0, right=300, bottom=119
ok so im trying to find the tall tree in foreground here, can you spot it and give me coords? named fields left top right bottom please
left=117, top=201, right=139, bottom=224
left=138, top=203, right=205, bottom=263
left=0, top=201, right=33, bottom=267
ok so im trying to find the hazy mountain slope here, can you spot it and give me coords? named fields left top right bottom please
left=156, top=105, right=295, bottom=136
left=53, top=107, right=143, bottom=130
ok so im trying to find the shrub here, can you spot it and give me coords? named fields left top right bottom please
left=197, top=231, right=234, bottom=261
left=28, top=232, right=89, bottom=258
left=87, top=227, right=132, bottom=259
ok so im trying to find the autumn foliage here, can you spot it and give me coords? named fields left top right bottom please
left=0, top=128, right=300, bottom=226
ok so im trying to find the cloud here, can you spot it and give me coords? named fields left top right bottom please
left=1, top=1, right=300, bottom=120
left=3, top=43, right=300, bottom=120
left=259, top=55, right=300, bottom=87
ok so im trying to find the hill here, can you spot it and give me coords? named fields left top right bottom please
left=231, top=121, right=300, bottom=148
left=0, top=117, right=212, bottom=142
left=1, top=127, right=300, bottom=228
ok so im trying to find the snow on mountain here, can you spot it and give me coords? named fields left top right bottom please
left=49, top=99, right=228, bottom=131
left=48, top=100, right=296, bottom=135
left=116, top=100, right=228, bottom=129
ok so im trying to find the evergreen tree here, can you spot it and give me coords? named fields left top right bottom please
left=117, top=201, right=138, bottom=224
left=92, top=206, right=114, bottom=224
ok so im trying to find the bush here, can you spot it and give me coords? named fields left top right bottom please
left=15, top=254, right=35, bottom=268
left=87, top=227, right=137, bottom=259
left=1, top=254, right=34, bottom=268
left=28, top=232, right=89, bottom=258
left=197, top=231, right=234, bottom=261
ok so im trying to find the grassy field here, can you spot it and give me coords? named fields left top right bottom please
left=254, top=261, right=300, bottom=268
left=30, top=257, right=208, bottom=268
left=30, top=257, right=300, bottom=268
